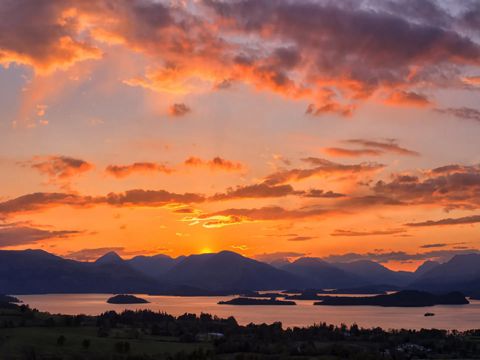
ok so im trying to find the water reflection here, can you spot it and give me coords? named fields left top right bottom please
left=16, top=293, right=480, bottom=331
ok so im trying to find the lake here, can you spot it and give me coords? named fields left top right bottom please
left=16, top=293, right=480, bottom=331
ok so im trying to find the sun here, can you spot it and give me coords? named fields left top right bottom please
left=199, top=247, right=213, bottom=254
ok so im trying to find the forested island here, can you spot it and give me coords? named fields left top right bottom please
left=315, top=290, right=469, bottom=307
left=218, top=297, right=296, bottom=305
left=1, top=296, right=480, bottom=359
left=106, top=294, right=150, bottom=304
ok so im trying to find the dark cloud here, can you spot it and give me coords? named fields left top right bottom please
left=0, top=189, right=205, bottom=216
left=435, top=107, right=480, bottom=122
left=324, top=249, right=480, bottom=264
left=264, top=158, right=384, bottom=185
left=343, top=139, right=419, bottom=156
left=287, top=236, right=314, bottom=242
left=168, top=103, right=191, bottom=117
left=106, top=162, right=174, bottom=178
left=210, top=184, right=300, bottom=201
left=302, top=189, right=346, bottom=198
left=26, top=156, right=93, bottom=184
left=373, top=164, right=480, bottom=210
left=324, top=139, right=419, bottom=158
left=420, top=243, right=448, bottom=249
left=206, top=0, right=480, bottom=114
left=0, top=192, right=93, bottom=215
left=0, top=0, right=102, bottom=72
left=1, top=0, right=478, bottom=116
left=331, top=228, right=407, bottom=237
left=103, top=189, right=205, bottom=207
left=0, top=224, right=81, bottom=248
left=406, top=214, right=480, bottom=227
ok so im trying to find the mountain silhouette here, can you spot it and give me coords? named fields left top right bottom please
left=410, top=254, right=480, bottom=295
left=0, top=249, right=160, bottom=294
left=128, top=254, right=183, bottom=278
left=281, top=257, right=362, bottom=288
left=1, top=249, right=479, bottom=295
left=332, top=260, right=414, bottom=286
left=414, top=260, right=440, bottom=277
left=163, top=251, right=305, bottom=291
left=95, top=251, right=124, bottom=265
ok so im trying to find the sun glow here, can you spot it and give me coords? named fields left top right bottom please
left=199, top=247, right=213, bottom=254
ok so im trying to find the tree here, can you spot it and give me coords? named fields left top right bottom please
left=115, top=341, right=130, bottom=354
left=82, top=339, right=91, bottom=349
left=57, top=335, right=66, bottom=346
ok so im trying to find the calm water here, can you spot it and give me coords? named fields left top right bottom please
left=16, top=294, right=480, bottom=331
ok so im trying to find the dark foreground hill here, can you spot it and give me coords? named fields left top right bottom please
left=315, top=290, right=469, bottom=307
left=2, top=301, right=480, bottom=359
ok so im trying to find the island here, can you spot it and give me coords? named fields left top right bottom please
left=314, top=290, right=469, bottom=307
left=106, top=294, right=150, bottom=304
left=317, top=285, right=393, bottom=295
left=0, top=295, right=21, bottom=304
left=219, top=297, right=296, bottom=305
left=240, top=291, right=282, bottom=299
left=284, top=290, right=325, bottom=300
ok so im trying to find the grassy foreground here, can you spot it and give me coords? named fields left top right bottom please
left=1, top=301, right=480, bottom=359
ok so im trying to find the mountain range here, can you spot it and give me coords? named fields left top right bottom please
left=0, top=249, right=479, bottom=296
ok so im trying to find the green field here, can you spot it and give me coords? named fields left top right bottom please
left=0, top=327, right=210, bottom=359
left=1, top=303, right=480, bottom=359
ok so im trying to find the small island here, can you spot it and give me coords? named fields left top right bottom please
left=219, top=297, right=296, bottom=305
left=0, top=295, right=21, bottom=304
left=107, top=294, right=150, bottom=304
left=314, top=290, right=469, bottom=307
left=284, top=290, right=325, bottom=300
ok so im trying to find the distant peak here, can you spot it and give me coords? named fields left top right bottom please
left=216, top=250, right=241, bottom=257
left=293, top=257, right=326, bottom=265
left=95, top=251, right=124, bottom=264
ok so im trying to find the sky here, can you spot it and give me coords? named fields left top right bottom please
left=0, top=0, right=480, bottom=270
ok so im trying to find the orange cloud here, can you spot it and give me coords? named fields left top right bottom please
left=462, top=76, right=480, bottom=86
left=264, top=158, right=384, bottom=185
left=192, top=206, right=335, bottom=225
left=331, top=228, right=407, bottom=237
left=106, top=162, right=174, bottom=178
left=2, top=0, right=479, bottom=116
left=0, top=189, right=205, bottom=217
left=184, top=156, right=244, bottom=172
left=28, top=155, right=93, bottom=180
left=323, top=139, right=420, bottom=158
left=384, top=91, right=432, bottom=107
left=373, top=164, right=480, bottom=210
left=210, top=184, right=299, bottom=201
left=406, top=215, right=480, bottom=227
left=324, top=148, right=383, bottom=157
left=0, top=223, right=82, bottom=248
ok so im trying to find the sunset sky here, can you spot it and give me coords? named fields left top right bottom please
left=1, top=0, right=480, bottom=270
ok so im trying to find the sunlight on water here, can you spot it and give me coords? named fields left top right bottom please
left=16, top=294, right=480, bottom=331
